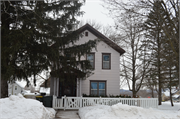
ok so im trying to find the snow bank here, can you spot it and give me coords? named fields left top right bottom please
left=0, top=94, right=55, bottom=119
left=79, top=103, right=180, bottom=119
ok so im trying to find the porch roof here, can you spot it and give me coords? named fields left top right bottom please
left=50, top=66, right=86, bottom=79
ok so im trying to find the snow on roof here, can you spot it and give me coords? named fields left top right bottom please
left=39, top=87, right=50, bottom=94
left=23, top=90, right=31, bottom=93
left=163, top=91, right=170, bottom=96
left=163, top=88, right=178, bottom=96
left=15, top=81, right=26, bottom=88
left=0, top=94, right=55, bottom=119
left=171, top=88, right=177, bottom=93
left=172, top=94, right=180, bottom=98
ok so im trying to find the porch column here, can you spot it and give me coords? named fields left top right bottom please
left=50, top=77, right=54, bottom=96
left=76, top=78, right=79, bottom=97
left=80, top=79, right=82, bottom=96
left=56, top=78, right=59, bottom=97
left=53, top=78, right=56, bottom=96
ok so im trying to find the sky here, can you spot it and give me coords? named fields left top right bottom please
left=79, top=0, right=114, bottom=26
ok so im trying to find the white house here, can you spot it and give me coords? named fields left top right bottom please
left=8, top=81, right=25, bottom=96
left=50, top=24, right=125, bottom=97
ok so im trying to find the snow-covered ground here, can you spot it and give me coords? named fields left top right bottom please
left=79, top=102, right=180, bottom=119
left=0, top=94, right=56, bottom=119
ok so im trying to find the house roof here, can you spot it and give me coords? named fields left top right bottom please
left=15, top=81, right=26, bottom=88
left=77, top=23, right=125, bottom=55
left=51, top=66, right=86, bottom=78
left=172, top=94, right=180, bottom=98
left=40, top=78, right=51, bottom=87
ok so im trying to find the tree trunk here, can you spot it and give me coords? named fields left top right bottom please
left=151, top=88, right=154, bottom=98
left=157, top=29, right=162, bottom=105
left=169, top=68, right=174, bottom=106
left=1, top=79, right=8, bottom=98
left=170, top=87, right=174, bottom=106
left=158, top=85, right=162, bottom=105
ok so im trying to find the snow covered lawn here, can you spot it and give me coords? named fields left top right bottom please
left=0, top=94, right=56, bottom=119
left=79, top=102, right=180, bottom=119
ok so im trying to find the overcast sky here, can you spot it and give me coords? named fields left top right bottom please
left=79, top=0, right=114, bottom=26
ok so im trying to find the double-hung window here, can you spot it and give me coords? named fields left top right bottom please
left=102, top=53, right=111, bottom=69
left=87, top=53, right=95, bottom=69
left=90, top=81, right=106, bottom=96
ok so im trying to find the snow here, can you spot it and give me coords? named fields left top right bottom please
left=163, top=88, right=178, bottom=97
left=0, top=94, right=56, bottom=119
left=173, top=94, right=180, bottom=98
left=163, top=91, right=170, bottom=97
left=79, top=102, right=180, bottom=119
left=15, top=81, right=26, bottom=88
left=39, top=87, right=50, bottom=95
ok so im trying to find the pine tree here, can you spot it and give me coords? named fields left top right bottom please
left=144, top=1, right=166, bottom=105
left=1, top=0, right=96, bottom=98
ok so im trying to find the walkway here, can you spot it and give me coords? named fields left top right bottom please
left=53, top=110, right=80, bottom=119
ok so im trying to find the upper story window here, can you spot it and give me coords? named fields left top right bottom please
left=85, top=32, right=88, bottom=36
left=102, top=53, right=111, bottom=69
left=87, top=53, right=95, bottom=69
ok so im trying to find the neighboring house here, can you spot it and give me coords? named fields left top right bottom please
left=50, top=23, right=125, bottom=97
left=162, top=93, right=169, bottom=101
left=162, top=88, right=179, bottom=101
left=172, top=90, right=180, bottom=99
left=8, top=81, right=25, bottom=96
left=39, top=78, right=51, bottom=96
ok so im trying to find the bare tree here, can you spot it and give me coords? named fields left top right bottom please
left=103, top=0, right=179, bottom=102
left=114, top=11, right=150, bottom=97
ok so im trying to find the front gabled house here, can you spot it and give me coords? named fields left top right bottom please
left=50, top=23, right=125, bottom=97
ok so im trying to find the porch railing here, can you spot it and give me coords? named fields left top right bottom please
left=53, top=95, right=158, bottom=110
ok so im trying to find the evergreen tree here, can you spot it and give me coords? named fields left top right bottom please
left=144, top=1, right=166, bottom=105
left=144, top=0, right=179, bottom=105
left=1, top=0, right=96, bottom=98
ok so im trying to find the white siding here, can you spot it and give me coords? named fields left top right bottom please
left=8, top=83, right=23, bottom=95
left=77, top=30, right=120, bottom=96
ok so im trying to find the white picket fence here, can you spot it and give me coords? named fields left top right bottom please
left=53, top=95, right=158, bottom=110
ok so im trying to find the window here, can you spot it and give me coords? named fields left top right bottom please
left=85, top=32, right=88, bottom=36
left=102, top=53, right=111, bottom=69
left=15, top=86, right=17, bottom=90
left=87, top=53, right=95, bottom=69
left=90, top=81, right=106, bottom=96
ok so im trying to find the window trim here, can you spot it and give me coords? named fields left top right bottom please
left=85, top=31, right=88, bottom=36
left=15, top=86, right=17, bottom=90
left=86, top=52, right=95, bottom=69
left=90, top=80, right=107, bottom=96
left=102, top=53, right=111, bottom=69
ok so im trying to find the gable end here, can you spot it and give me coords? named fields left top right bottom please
left=77, top=23, right=125, bottom=55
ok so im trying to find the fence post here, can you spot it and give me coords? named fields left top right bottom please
left=52, top=95, right=55, bottom=109
left=80, top=96, right=82, bottom=108
left=99, top=96, right=102, bottom=104
left=64, top=95, right=66, bottom=111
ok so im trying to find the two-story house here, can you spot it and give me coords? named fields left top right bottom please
left=50, top=23, right=125, bottom=97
